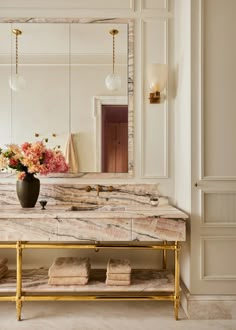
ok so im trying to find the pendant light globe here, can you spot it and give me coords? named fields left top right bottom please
left=105, top=29, right=121, bottom=91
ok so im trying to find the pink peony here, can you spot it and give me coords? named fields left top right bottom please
left=0, top=140, right=69, bottom=179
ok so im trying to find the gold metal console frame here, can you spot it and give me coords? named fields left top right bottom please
left=0, top=240, right=181, bottom=321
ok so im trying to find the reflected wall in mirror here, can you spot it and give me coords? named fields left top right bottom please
left=0, top=18, right=134, bottom=177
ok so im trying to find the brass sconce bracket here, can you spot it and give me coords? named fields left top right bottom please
left=149, top=91, right=161, bottom=104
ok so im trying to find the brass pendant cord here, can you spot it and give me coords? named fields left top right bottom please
left=109, top=29, right=119, bottom=75
left=12, top=29, right=22, bottom=75
left=112, top=32, right=115, bottom=74
left=15, top=32, right=18, bottom=74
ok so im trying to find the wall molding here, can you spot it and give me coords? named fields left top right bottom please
left=200, top=0, right=236, bottom=180
left=141, top=0, right=168, bottom=11
left=181, top=280, right=236, bottom=319
left=140, top=17, right=168, bottom=179
left=200, top=236, right=236, bottom=280
left=203, top=176, right=236, bottom=181
left=201, top=191, right=236, bottom=227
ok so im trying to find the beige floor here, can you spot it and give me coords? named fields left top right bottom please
left=0, top=301, right=235, bottom=330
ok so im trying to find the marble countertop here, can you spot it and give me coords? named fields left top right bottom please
left=0, top=203, right=188, bottom=220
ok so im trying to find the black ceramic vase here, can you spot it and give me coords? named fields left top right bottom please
left=16, top=173, right=40, bottom=208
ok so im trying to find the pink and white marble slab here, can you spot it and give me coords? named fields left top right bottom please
left=0, top=269, right=175, bottom=293
left=132, top=217, right=186, bottom=241
left=0, top=201, right=187, bottom=242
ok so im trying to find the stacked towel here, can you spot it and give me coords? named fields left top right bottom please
left=48, top=257, right=90, bottom=285
left=106, top=258, right=131, bottom=286
left=0, top=258, right=8, bottom=280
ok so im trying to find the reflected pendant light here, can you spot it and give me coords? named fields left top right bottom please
left=105, top=29, right=121, bottom=91
left=9, top=29, right=26, bottom=92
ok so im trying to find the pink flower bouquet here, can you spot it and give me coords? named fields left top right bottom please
left=0, top=141, right=69, bottom=179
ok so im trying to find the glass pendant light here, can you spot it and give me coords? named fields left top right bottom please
left=9, top=29, right=26, bottom=92
left=105, top=29, right=121, bottom=91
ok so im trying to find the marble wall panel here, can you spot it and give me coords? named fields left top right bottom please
left=0, top=183, right=160, bottom=206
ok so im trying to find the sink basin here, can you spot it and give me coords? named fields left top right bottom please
left=66, top=205, right=127, bottom=212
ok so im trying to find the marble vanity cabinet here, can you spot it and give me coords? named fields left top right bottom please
left=0, top=202, right=188, bottom=321
left=0, top=184, right=188, bottom=320
left=0, top=204, right=186, bottom=242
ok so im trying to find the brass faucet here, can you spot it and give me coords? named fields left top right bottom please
left=96, top=185, right=102, bottom=197
left=86, top=185, right=113, bottom=197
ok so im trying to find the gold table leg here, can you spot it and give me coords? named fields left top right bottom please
left=162, top=240, right=167, bottom=269
left=16, top=241, right=22, bottom=321
left=174, top=241, right=180, bottom=320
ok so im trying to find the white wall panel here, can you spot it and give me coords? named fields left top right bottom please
left=142, top=0, right=167, bottom=10
left=201, top=237, right=236, bottom=280
left=203, top=192, right=236, bottom=226
left=141, top=19, right=168, bottom=177
left=203, top=0, right=236, bottom=178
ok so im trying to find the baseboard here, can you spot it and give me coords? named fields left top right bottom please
left=180, top=281, right=236, bottom=320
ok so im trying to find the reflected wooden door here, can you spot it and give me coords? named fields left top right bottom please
left=102, top=105, right=128, bottom=173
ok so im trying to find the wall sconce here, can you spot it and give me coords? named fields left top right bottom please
left=105, top=29, right=121, bottom=91
left=9, top=29, right=26, bottom=92
left=147, top=63, right=168, bottom=104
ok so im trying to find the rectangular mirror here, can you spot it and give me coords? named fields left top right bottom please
left=0, top=18, right=134, bottom=178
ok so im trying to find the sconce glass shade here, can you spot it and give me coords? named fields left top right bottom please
left=105, top=73, right=121, bottom=91
left=9, top=73, right=26, bottom=92
left=147, top=63, right=168, bottom=92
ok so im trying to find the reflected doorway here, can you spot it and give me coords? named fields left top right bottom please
left=101, top=105, right=128, bottom=173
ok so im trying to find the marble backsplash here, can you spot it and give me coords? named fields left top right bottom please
left=0, top=183, right=161, bottom=207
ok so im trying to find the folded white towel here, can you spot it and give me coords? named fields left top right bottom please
left=107, top=258, right=131, bottom=274
left=48, top=276, right=88, bottom=286
left=48, top=257, right=90, bottom=277
left=106, top=279, right=131, bottom=286
left=106, top=273, right=131, bottom=281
